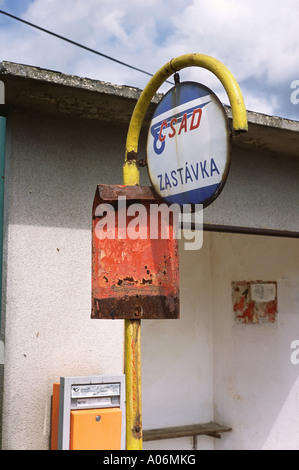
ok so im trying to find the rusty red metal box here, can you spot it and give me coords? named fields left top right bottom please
left=92, top=185, right=180, bottom=320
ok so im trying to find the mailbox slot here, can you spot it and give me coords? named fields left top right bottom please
left=51, top=375, right=125, bottom=450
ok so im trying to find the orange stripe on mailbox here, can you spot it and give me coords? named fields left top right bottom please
left=91, top=185, right=179, bottom=320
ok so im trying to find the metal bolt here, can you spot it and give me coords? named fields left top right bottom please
left=135, top=425, right=141, bottom=433
left=96, top=415, right=101, bottom=422
left=134, top=305, right=143, bottom=317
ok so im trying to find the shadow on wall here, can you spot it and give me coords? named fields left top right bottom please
left=6, top=111, right=150, bottom=231
left=211, top=233, right=299, bottom=450
left=7, top=110, right=299, bottom=237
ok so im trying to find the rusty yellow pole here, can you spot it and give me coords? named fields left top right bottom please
left=123, top=53, right=247, bottom=450
left=124, top=319, right=142, bottom=449
left=123, top=163, right=142, bottom=450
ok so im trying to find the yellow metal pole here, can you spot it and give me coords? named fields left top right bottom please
left=123, top=53, right=247, bottom=450
left=123, top=163, right=142, bottom=450
left=124, top=319, right=142, bottom=450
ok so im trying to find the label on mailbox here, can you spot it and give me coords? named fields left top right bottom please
left=76, top=397, right=112, bottom=407
left=72, top=383, right=120, bottom=398
left=146, top=81, right=231, bottom=207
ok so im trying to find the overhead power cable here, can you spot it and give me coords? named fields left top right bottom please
left=0, top=9, right=174, bottom=85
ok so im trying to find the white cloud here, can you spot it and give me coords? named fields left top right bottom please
left=243, top=91, right=279, bottom=116
left=162, top=0, right=299, bottom=83
left=0, top=0, right=298, bottom=119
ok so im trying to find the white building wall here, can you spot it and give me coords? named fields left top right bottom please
left=142, top=232, right=299, bottom=450
left=2, top=107, right=299, bottom=450
left=142, top=233, right=214, bottom=450
left=2, top=111, right=130, bottom=449
left=212, top=233, right=299, bottom=450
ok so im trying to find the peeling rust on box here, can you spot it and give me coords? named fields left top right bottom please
left=95, top=184, right=160, bottom=201
left=92, top=294, right=179, bottom=320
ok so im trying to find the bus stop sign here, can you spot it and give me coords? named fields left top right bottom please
left=146, top=81, right=231, bottom=207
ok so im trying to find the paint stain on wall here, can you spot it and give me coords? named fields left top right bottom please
left=232, top=281, right=277, bottom=324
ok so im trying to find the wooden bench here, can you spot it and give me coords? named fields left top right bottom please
left=143, top=422, right=232, bottom=443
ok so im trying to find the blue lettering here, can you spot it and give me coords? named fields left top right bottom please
left=157, top=158, right=219, bottom=193
left=200, top=160, right=209, bottom=178
left=177, top=168, right=184, bottom=185
left=165, top=173, right=172, bottom=189
left=191, top=163, right=199, bottom=180
left=151, top=123, right=166, bottom=155
left=158, top=174, right=164, bottom=191
left=171, top=170, right=178, bottom=187
left=210, top=158, right=220, bottom=176
left=185, top=164, right=193, bottom=183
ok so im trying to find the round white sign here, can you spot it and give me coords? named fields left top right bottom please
left=146, top=82, right=231, bottom=207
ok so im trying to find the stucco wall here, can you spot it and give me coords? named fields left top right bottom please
left=142, top=233, right=214, bottom=450
left=142, top=232, right=299, bottom=450
left=1, top=110, right=145, bottom=449
left=204, top=143, right=299, bottom=233
left=1, top=106, right=299, bottom=450
left=212, top=233, right=299, bottom=450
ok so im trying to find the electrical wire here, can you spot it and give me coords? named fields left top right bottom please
left=0, top=9, right=174, bottom=85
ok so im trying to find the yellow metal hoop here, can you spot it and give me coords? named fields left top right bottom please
left=123, top=53, right=248, bottom=186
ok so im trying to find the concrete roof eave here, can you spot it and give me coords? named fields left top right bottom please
left=0, top=61, right=299, bottom=157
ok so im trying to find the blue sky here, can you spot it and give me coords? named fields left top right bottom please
left=0, top=0, right=299, bottom=120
